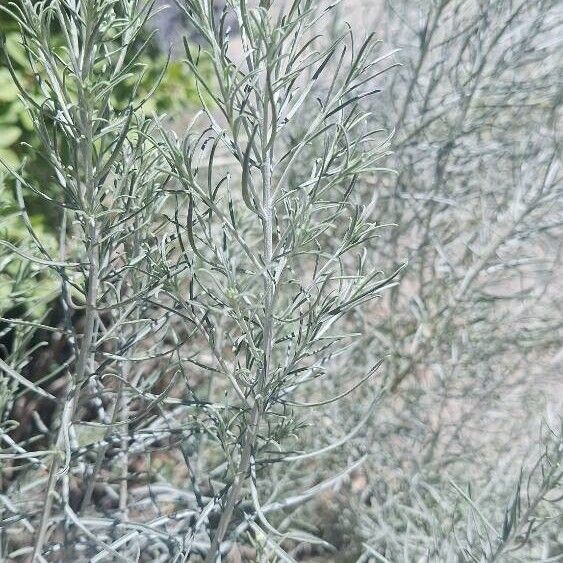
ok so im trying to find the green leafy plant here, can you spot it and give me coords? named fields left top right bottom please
left=0, top=176, right=58, bottom=318
left=0, top=29, right=34, bottom=170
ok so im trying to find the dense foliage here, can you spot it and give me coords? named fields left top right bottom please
left=0, top=1, right=560, bottom=562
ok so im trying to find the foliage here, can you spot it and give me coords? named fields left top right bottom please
left=0, top=0, right=206, bottom=327
left=0, top=0, right=560, bottom=562
left=0, top=8, right=202, bottom=165
left=157, top=0, right=399, bottom=558
left=0, top=7, right=35, bottom=171
left=302, top=0, right=562, bottom=560
left=0, top=176, right=58, bottom=316
left=0, top=1, right=170, bottom=561
left=0, top=0, right=396, bottom=560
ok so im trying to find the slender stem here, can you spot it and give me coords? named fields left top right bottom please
left=79, top=380, right=123, bottom=513
left=205, top=64, right=275, bottom=561
left=33, top=224, right=99, bottom=561
left=118, top=361, right=130, bottom=516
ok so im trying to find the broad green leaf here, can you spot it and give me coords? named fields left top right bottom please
left=0, top=126, right=22, bottom=148
left=0, top=69, right=20, bottom=102
left=5, top=33, right=29, bottom=67
left=0, top=103, right=20, bottom=125
left=0, top=148, right=19, bottom=170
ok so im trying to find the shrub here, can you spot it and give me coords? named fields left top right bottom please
left=0, top=0, right=560, bottom=561
left=0, top=0, right=397, bottom=560
left=307, top=1, right=562, bottom=560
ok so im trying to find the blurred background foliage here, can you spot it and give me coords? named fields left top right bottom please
left=0, top=178, right=58, bottom=317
